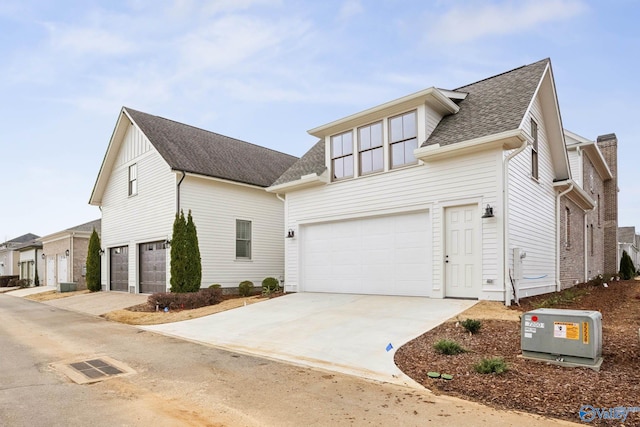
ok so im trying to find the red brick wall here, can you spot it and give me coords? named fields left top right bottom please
left=597, top=134, right=618, bottom=275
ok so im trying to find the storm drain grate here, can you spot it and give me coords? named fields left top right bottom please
left=69, top=359, right=124, bottom=379
left=51, top=356, right=135, bottom=384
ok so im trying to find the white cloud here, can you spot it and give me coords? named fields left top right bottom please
left=338, top=0, right=364, bottom=21
left=46, top=24, right=135, bottom=56
left=427, top=0, right=588, bottom=44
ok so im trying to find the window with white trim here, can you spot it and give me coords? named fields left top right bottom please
left=565, top=207, right=571, bottom=247
left=531, top=119, right=539, bottom=180
left=358, top=122, right=383, bottom=175
left=389, top=111, right=417, bottom=168
left=331, top=131, right=353, bottom=180
left=236, top=220, right=252, bottom=259
left=128, top=163, right=138, bottom=196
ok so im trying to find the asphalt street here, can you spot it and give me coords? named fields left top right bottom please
left=0, top=294, right=578, bottom=426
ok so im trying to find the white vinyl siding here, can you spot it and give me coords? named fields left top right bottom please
left=180, top=176, right=285, bottom=288
left=284, top=148, right=502, bottom=299
left=100, top=125, right=175, bottom=291
left=506, top=94, right=557, bottom=298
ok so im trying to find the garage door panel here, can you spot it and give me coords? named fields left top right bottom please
left=301, top=211, right=430, bottom=296
left=139, top=241, right=167, bottom=294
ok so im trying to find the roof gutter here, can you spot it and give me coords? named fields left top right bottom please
left=503, top=138, right=529, bottom=306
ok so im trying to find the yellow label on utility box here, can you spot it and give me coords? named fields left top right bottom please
left=583, top=321, right=589, bottom=344
left=553, top=322, right=579, bottom=340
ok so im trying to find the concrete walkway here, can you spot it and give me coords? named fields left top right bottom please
left=6, top=285, right=57, bottom=296
left=143, top=293, right=476, bottom=387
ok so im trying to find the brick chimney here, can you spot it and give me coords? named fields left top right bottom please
left=597, top=133, right=618, bottom=274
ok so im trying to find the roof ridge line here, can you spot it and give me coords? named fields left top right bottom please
left=454, top=58, right=549, bottom=91
left=123, top=107, right=297, bottom=159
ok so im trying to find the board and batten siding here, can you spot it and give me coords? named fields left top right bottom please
left=284, top=147, right=503, bottom=299
left=506, top=94, right=558, bottom=298
left=179, top=175, right=285, bottom=288
left=567, top=149, right=582, bottom=187
left=100, top=124, right=176, bottom=291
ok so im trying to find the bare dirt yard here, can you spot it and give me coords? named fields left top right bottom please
left=395, top=280, right=640, bottom=426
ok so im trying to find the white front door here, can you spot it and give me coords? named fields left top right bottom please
left=57, top=254, right=68, bottom=284
left=445, top=204, right=480, bottom=298
left=47, top=257, right=56, bottom=286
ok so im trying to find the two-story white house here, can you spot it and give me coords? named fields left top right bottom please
left=90, top=108, right=297, bottom=293
left=268, top=58, right=584, bottom=305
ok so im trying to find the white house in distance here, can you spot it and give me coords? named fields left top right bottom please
left=0, top=233, right=39, bottom=277
left=89, top=108, right=297, bottom=293
left=269, top=58, right=593, bottom=305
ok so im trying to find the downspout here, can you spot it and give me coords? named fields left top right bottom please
left=583, top=205, right=596, bottom=282
left=176, top=171, right=186, bottom=213
left=276, top=193, right=287, bottom=290
left=70, top=232, right=75, bottom=283
left=556, top=184, right=573, bottom=292
left=503, top=139, right=528, bottom=306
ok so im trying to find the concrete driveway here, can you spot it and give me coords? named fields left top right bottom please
left=143, top=293, right=476, bottom=386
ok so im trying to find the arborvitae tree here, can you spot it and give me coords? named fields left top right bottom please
left=184, top=210, right=202, bottom=292
left=86, top=228, right=102, bottom=292
left=619, top=250, right=636, bottom=280
left=170, top=210, right=187, bottom=292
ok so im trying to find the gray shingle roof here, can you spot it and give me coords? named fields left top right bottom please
left=618, top=226, right=636, bottom=244
left=66, top=219, right=101, bottom=234
left=423, top=58, right=549, bottom=147
left=125, top=108, right=298, bottom=188
left=1, top=233, right=40, bottom=248
left=272, top=59, right=550, bottom=186
left=271, top=140, right=326, bottom=186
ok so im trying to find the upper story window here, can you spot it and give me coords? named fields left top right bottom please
left=565, top=207, right=571, bottom=247
left=358, top=122, right=383, bottom=175
left=128, top=163, right=138, bottom=196
left=331, top=131, right=353, bottom=180
left=389, top=111, right=417, bottom=168
left=531, top=119, right=539, bottom=180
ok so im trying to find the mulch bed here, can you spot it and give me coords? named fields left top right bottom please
left=395, top=280, right=640, bottom=426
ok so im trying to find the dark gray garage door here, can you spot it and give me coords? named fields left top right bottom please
left=109, top=246, right=128, bottom=292
left=139, top=241, right=167, bottom=294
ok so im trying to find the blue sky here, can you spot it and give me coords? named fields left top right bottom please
left=1, top=0, right=639, bottom=241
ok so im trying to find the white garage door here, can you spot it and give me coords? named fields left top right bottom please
left=301, top=211, right=431, bottom=296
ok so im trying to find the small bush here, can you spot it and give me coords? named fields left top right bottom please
left=8, top=278, right=20, bottom=287
left=460, top=318, right=482, bottom=334
left=474, top=357, right=508, bottom=374
left=209, top=284, right=222, bottom=289
left=433, top=339, right=466, bottom=355
left=262, top=277, right=280, bottom=296
left=147, top=288, right=222, bottom=311
left=620, top=250, right=636, bottom=280
left=238, top=280, right=254, bottom=297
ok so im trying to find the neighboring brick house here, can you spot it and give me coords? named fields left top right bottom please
left=597, top=134, right=619, bottom=274
left=618, top=226, right=639, bottom=271
left=560, top=130, right=617, bottom=288
left=39, top=219, right=101, bottom=289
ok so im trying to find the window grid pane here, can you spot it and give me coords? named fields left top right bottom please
left=236, top=220, right=252, bottom=259
left=358, top=122, right=383, bottom=175
left=331, top=131, right=354, bottom=180
left=389, top=111, right=417, bottom=167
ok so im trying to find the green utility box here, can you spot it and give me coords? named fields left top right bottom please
left=59, top=282, right=77, bottom=293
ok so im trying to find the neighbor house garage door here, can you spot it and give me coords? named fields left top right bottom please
left=301, top=211, right=431, bottom=296
left=139, top=241, right=167, bottom=294
left=110, top=246, right=128, bottom=292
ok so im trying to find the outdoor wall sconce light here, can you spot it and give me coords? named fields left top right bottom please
left=98, top=249, right=105, bottom=256
left=481, top=204, right=494, bottom=218
left=286, top=229, right=295, bottom=238
left=164, top=238, right=171, bottom=247
left=41, top=253, right=45, bottom=259
left=65, top=249, right=70, bottom=256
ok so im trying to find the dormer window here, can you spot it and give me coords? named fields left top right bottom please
left=358, top=122, right=383, bottom=175
left=389, top=111, right=417, bottom=168
left=331, top=131, right=353, bottom=180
